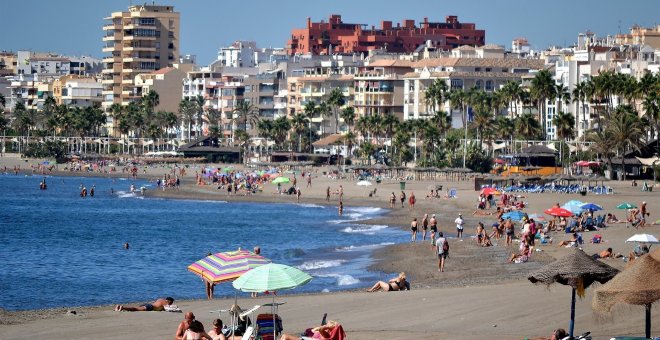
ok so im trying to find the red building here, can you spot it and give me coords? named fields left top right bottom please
left=286, top=15, right=485, bottom=55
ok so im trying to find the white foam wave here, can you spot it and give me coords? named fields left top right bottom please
left=296, top=203, right=324, bottom=208
left=345, top=206, right=383, bottom=215
left=317, top=273, right=360, bottom=286
left=116, top=191, right=144, bottom=199
left=341, top=224, right=388, bottom=234
left=335, top=242, right=395, bottom=252
left=297, top=260, right=345, bottom=270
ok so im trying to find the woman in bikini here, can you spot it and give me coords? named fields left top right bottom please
left=366, top=272, right=406, bottom=292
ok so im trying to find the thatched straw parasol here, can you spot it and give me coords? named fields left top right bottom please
left=593, top=248, right=660, bottom=338
left=528, top=248, right=619, bottom=338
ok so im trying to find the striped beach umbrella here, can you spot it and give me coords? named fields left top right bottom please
left=187, top=250, right=271, bottom=284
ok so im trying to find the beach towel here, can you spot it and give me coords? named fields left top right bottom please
left=256, top=313, right=283, bottom=340
left=164, top=304, right=182, bottom=313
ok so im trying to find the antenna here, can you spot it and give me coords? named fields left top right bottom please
left=618, top=19, right=621, bottom=34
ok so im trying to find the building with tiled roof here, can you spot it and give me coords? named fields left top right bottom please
left=403, top=51, right=546, bottom=123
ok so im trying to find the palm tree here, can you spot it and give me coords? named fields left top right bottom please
left=142, top=90, right=160, bottom=115
left=470, top=110, right=493, bottom=153
left=592, top=71, right=616, bottom=120
left=642, top=91, right=659, bottom=138
left=501, top=81, right=523, bottom=119
left=232, top=101, right=259, bottom=142
left=316, top=101, right=331, bottom=135
left=290, top=112, right=308, bottom=152
left=271, top=116, right=290, bottom=146
left=515, top=112, right=542, bottom=141
left=191, top=95, right=205, bottom=138
left=326, top=87, right=345, bottom=134
left=205, top=108, right=222, bottom=137
left=109, top=103, right=124, bottom=138
left=343, top=131, right=357, bottom=159
left=495, top=116, right=515, bottom=154
left=424, top=78, right=448, bottom=114
left=355, top=115, right=370, bottom=144
left=552, top=111, right=576, bottom=167
left=607, top=105, right=644, bottom=181
left=554, top=84, right=571, bottom=114
left=340, top=106, right=355, bottom=133
left=572, top=81, right=589, bottom=137
left=178, top=99, right=196, bottom=141
left=587, top=129, right=616, bottom=179
left=381, top=113, right=399, bottom=160
left=529, top=69, right=556, bottom=139
left=257, top=119, right=274, bottom=141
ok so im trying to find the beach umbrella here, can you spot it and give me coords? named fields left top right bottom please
left=544, top=207, right=574, bottom=218
left=528, top=213, right=546, bottom=221
left=562, top=200, right=584, bottom=214
left=187, top=249, right=271, bottom=284
left=528, top=248, right=619, bottom=339
left=480, top=187, right=501, bottom=196
left=617, top=202, right=637, bottom=210
left=502, top=210, right=526, bottom=222
left=580, top=203, right=603, bottom=212
left=593, top=248, right=660, bottom=339
left=356, top=180, right=372, bottom=186
left=272, top=177, right=290, bottom=184
left=626, top=234, right=660, bottom=244
left=233, top=263, right=312, bottom=339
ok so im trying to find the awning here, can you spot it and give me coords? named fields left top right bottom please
left=636, top=156, right=660, bottom=166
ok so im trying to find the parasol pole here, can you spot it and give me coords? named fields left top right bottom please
left=273, top=293, right=277, bottom=340
left=569, top=287, right=576, bottom=339
left=646, top=303, right=651, bottom=339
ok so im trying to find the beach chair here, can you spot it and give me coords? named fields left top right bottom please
left=449, top=188, right=457, bottom=198
left=255, top=313, right=283, bottom=340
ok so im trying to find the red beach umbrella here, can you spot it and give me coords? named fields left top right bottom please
left=480, top=187, right=501, bottom=196
left=544, top=207, right=574, bottom=217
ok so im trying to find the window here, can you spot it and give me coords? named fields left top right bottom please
left=485, top=68, right=491, bottom=72
left=475, top=67, right=481, bottom=72
left=475, top=80, right=482, bottom=89
left=169, top=31, right=174, bottom=38
left=168, top=43, right=174, bottom=49
left=485, top=80, right=493, bottom=91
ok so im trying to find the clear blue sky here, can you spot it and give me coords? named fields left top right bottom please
left=2, top=0, right=658, bottom=65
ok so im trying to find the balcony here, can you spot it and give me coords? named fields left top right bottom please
left=102, top=33, right=122, bottom=42
left=122, top=56, right=154, bottom=63
left=123, top=45, right=156, bottom=52
left=102, top=45, right=118, bottom=53
left=103, top=55, right=122, bottom=63
left=103, top=23, right=122, bottom=30
left=123, top=35, right=156, bottom=41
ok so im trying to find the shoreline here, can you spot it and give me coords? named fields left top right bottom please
left=1, top=157, right=658, bottom=339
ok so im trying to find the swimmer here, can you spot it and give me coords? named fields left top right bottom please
left=124, top=242, right=129, bottom=249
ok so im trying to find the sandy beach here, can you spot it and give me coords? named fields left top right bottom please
left=1, top=155, right=658, bottom=339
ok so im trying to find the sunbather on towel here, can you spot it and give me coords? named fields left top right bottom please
left=115, top=297, right=173, bottom=312
left=280, top=320, right=346, bottom=340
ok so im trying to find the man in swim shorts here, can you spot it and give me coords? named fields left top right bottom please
left=115, top=297, right=174, bottom=312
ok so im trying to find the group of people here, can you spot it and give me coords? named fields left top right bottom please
left=389, top=191, right=416, bottom=209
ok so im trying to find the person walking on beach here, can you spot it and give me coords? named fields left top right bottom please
left=326, top=186, right=331, bottom=201
left=435, top=232, right=449, bottom=272
left=338, top=185, right=343, bottom=201
left=338, top=200, right=344, bottom=216
left=454, top=213, right=464, bottom=238
left=429, top=214, right=438, bottom=243
left=400, top=191, right=406, bottom=208
left=421, top=213, right=429, bottom=240
left=410, top=217, right=418, bottom=242
left=504, top=218, right=514, bottom=246
left=389, top=192, right=396, bottom=208
left=296, top=187, right=301, bottom=202
left=307, top=174, right=312, bottom=188
left=408, top=192, right=416, bottom=210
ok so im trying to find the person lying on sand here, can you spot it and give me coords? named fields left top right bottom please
left=367, top=272, right=406, bottom=292
left=115, top=297, right=173, bottom=312
left=280, top=320, right=346, bottom=340
left=532, top=328, right=567, bottom=340
left=508, top=243, right=531, bottom=263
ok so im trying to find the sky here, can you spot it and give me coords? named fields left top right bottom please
left=2, top=0, right=659, bottom=65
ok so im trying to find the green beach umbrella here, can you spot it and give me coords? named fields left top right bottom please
left=232, top=263, right=312, bottom=292
left=272, top=177, right=290, bottom=184
left=617, top=202, right=637, bottom=210
left=233, top=263, right=312, bottom=339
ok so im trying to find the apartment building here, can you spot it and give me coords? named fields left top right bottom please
left=354, top=59, right=413, bottom=120
left=52, top=75, right=103, bottom=107
left=0, top=51, right=18, bottom=76
left=101, top=4, right=180, bottom=111
left=403, top=47, right=545, bottom=126
left=243, top=70, right=286, bottom=121
left=287, top=15, right=485, bottom=55
left=287, top=56, right=360, bottom=135
left=616, top=25, right=660, bottom=50
left=7, top=75, right=53, bottom=111
left=134, top=63, right=192, bottom=113
left=16, top=51, right=70, bottom=76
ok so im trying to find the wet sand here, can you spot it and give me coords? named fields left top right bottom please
left=1, top=155, right=658, bottom=339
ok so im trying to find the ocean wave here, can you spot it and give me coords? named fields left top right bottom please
left=335, top=242, right=395, bottom=252
left=344, top=206, right=383, bottom=215
left=341, top=224, right=388, bottom=234
left=295, top=203, right=325, bottom=208
left=279, top=248, right=306, bottom=259
left=316, top=273, right=360, bottom=286
left=297, top=259, right=345, bottom=270
left=116, top=191, right=143, bottom=199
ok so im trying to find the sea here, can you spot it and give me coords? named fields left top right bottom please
left=0, top=174, right=407, bottom=311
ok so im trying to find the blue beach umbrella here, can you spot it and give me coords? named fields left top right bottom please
left=502, top=211, right=526, bottom=222
left=580, top=203, right=603, bottom=212
left=562, top=200, right=585, bottom=215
